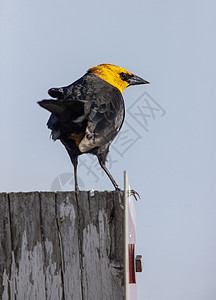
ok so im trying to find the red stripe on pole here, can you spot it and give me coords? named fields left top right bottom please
left=129, top=244, right=136, bottom=284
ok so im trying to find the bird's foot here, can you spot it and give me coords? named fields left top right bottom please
left=128, top=189, right=141, bottom=201
left=115, top=186, right=140, bottom=200
left=115, top=186, right=121, bottom=192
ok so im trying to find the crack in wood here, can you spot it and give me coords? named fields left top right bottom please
left=75, top=192, right=85, bottom=300
left=55, top=192, right=66, bottom=300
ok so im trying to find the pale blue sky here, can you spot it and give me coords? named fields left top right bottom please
left=1, top=0, right=216, bottom=299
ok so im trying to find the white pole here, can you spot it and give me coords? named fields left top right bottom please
left=124, top=171, right=129, bottom=300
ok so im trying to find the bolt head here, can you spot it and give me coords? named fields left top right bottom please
left=136, top=255, right=143, bottom=272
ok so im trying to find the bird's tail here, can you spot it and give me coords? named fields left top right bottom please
left=38, top=99, right=85, bottom=119
left=38, top=99, right=86, bottom=141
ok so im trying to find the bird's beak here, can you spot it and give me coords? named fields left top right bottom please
left=129, top=74, right=150, bottom=86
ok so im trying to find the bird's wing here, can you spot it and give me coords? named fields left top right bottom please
left=79, top=87, right=124, bottom=153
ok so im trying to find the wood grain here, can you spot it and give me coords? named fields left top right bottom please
left=0, top=191, right=124, bottom=300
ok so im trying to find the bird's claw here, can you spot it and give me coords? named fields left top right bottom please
left=128, top=189, right=141, bottom=201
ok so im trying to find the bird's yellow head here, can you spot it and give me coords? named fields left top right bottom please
left=88, top=64, right=149, bottom=93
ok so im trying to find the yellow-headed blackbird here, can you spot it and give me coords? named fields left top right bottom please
left=38, top=64, right=149, bottom=193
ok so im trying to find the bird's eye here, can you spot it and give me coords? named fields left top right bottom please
left=120, top=72, right=128, bottom=81
left=120, top=72, right=133, bottom=82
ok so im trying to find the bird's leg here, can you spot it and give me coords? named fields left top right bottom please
left=73, top=161, right=79, bottom=196
left=98, top=158, right=121, bottom=191
left=69, top=155, right=79, bottom=200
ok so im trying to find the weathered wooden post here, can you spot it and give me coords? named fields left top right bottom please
left=0, top=191, right=125, bottom=300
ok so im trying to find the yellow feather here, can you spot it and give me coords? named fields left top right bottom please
left=88, top=64, right=132, bottom=93
left=69, top=133, right=84, bottom=146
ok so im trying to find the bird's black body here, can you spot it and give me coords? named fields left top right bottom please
left=38, top=64, right=149, bottom=194
left=47, top=73, right=124, bottom=158
left=39, top=72, right=125, bottom=191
